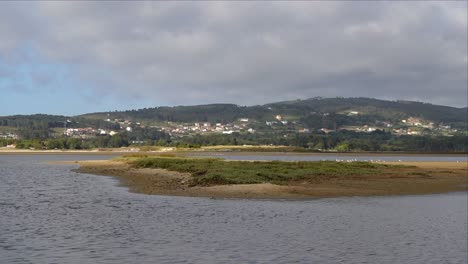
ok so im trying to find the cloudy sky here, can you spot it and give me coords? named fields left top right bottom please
left=0, top=1, right=466, bottom=115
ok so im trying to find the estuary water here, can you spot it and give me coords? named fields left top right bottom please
left=1, top=154, right=467, bottom=264
left=189, top=152, right=468, bottom=162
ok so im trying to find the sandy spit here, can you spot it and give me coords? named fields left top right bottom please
left=66, top=159, right=468, bottom=199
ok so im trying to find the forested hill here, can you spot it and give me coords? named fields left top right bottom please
left=1, top=97, right=466, bottom=151
left=0, top=114, right=120, bottom=130
left=268, top=98, right=466, bottom=121
left=1, top=97, right=466, bottom=130
left=79, top=97, right=466, bottom=127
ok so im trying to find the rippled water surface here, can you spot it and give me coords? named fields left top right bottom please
left=190, top=152, right=468, bottom=162
left=1, top=155, right=467, bottom=264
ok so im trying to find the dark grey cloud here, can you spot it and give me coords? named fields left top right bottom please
left=0, top=1, right=466, bottom=107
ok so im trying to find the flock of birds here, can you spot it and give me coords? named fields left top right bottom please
left=332, top=158, right=401, bottom=163
left=332, top=159, right=463, bottom=163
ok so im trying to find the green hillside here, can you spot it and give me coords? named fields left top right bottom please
left=1, top=97, right=466, bottom=152
left=78, top=97, right=467, bottom=128
left=1, top=97, right=466, bottom=130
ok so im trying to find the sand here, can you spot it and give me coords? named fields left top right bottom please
left=69, top=159, right=468, bottom=199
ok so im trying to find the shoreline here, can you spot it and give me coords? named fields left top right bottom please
left=1, top=148, right=467, bottom=157
left=71, top=159, right=468, bottom=199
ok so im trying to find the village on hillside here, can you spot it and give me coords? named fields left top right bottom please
left=1, top=111, right=460, bottom=142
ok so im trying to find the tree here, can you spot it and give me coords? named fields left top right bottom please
left=336, top=143, right=350, bottom=152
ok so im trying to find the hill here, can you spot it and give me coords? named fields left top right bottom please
left=1, top=97, right=466, bottom=152
left=1, top=97, right=466, bottom=133
left=78, top=97, right=466, bottom=128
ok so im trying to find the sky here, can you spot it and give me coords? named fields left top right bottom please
left=0, top=1, right=467, bottom=116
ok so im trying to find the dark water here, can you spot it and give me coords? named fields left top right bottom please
left=190, top=152, right=468, bottom=162
left=1, top=155, right=467, bottom=264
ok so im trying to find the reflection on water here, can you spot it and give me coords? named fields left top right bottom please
left=1, top=155, right=467, bottom=264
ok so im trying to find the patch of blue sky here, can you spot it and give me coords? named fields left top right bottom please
left=0, top=46, right=154, bottom=116
left=0, top=47, right=77, bottom=115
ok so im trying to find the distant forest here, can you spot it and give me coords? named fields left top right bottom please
left=1, top=130, right=466, bottom=152
left=80, top=97, right=467, bottom=127
left=1, top=97, right=466, bottom=152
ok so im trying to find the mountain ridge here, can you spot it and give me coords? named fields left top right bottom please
left=1, top=97, right=466, bottom=130
left=77, top=97, right=466, bottom=126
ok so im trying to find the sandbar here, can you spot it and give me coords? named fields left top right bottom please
left=70, top=159, right=468, bottom=199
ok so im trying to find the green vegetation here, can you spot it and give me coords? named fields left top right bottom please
left=130, top=157, right=400, bottom=186
left=2, top=131, right=466, bottom=152
left=163, top=132, right=468, bottom=152
left=1, top=97, right=466, bottom=152
left=79, top=97, right=468, bottom=129
left=0, top=114, right=120, bottom=134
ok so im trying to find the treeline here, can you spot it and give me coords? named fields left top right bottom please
left=2, top=129, right=466, bottom=152
left=8, top=135, right=130, bottom=150
left=268, top=97, right=467, bottom=124
left=169, top=131, right=467, bottom=152
left=0, top=115, right=120, bottom=131
left=2, top=127, right=171, bottom=150
left=2, top=98, right=466, bottom=133
left=80, top=97, right=467, bottom=128
left=0, top=114, right=69, bottom=130
left=86, top=104, right=272, bottom=124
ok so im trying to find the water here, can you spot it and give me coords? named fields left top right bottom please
left=1, top=155, right=467, bottom=264
left=190, top=152, right=468, bottom=162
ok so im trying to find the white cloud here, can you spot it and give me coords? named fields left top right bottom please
left=0, top=1, right=466, bottom=107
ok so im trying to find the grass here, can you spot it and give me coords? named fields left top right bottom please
left=129, top=157, right=402, bottom=186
